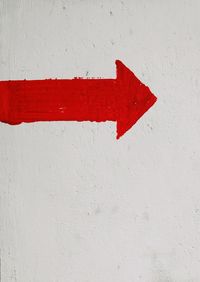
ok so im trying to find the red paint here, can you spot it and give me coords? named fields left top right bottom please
left=0, top=60, right=157, bottom=139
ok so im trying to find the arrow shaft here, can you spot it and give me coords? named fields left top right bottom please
left=0, top=78, right=119, bottom=124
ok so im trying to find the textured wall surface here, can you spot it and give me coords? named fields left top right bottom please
left=0, top=1, right=200, bottom=281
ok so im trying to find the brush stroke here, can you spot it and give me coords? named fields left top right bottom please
left=0, top=60, right=157, bottom=139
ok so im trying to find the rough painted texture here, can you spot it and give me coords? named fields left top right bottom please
left=0, top=0, right=200, bottom=282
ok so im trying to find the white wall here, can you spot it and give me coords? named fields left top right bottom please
left=0, top=1, right=200, bottom=281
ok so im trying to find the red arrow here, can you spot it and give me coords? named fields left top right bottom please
left=0, top=60, right=157, bottom=139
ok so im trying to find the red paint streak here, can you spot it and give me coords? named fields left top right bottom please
left=0, top=60, right=157, bottom=139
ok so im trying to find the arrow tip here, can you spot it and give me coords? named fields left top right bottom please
left=115, top=60, right=157, bottom=139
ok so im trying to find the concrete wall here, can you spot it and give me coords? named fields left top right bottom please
left=0, top=1, right=200, bottom=281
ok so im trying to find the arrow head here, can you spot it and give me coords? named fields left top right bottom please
left=115, top=60, right=157, bottom=139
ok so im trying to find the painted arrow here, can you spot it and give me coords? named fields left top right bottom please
left=0, top=60, right=157, bottom=139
